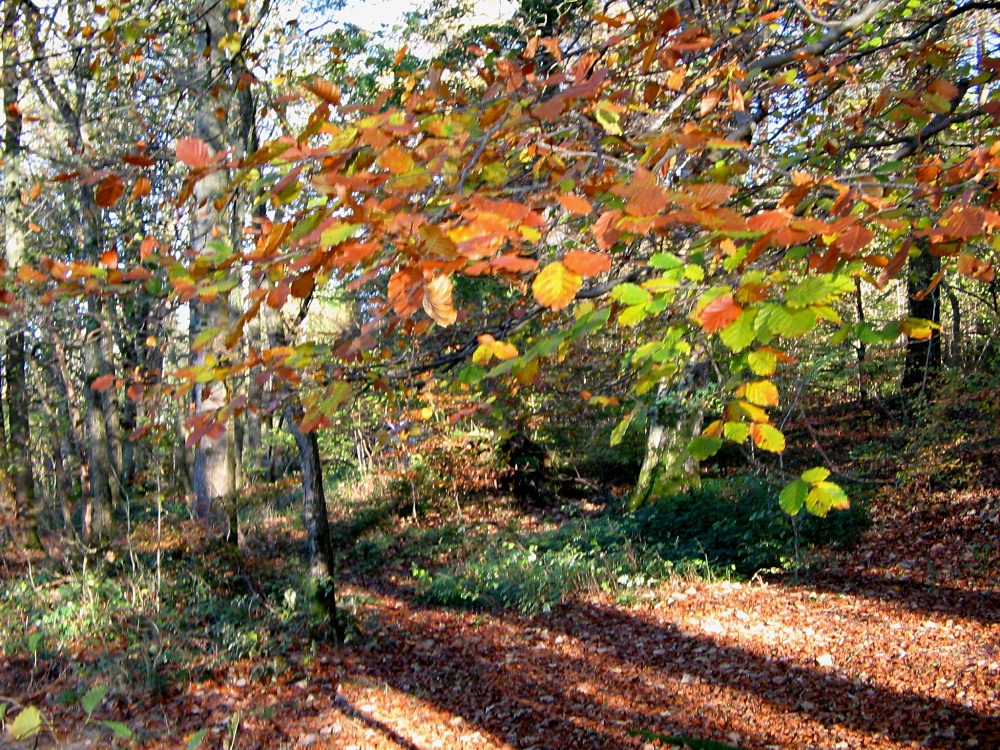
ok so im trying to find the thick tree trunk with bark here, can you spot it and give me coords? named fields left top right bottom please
left=2, top=6, right=39, bottom=549
left=83, top=328, right=113, bottom=541
left=189, top=0, right=238, bottom=522
left=630, top=359, right=710, bottom=510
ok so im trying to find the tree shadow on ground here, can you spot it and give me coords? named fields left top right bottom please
left=331, top=586, right=1000, bottom=749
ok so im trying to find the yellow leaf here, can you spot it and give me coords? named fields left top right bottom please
left=532, top=261, right=582, bottom=311
left=492, top=340, right=519, bottom=360
left=742, top=380, right=779, bottom=407
left=422, top=274, right=457, bottom=327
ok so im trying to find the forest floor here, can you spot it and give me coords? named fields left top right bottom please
left=2, top=392, right=1000, bottom=749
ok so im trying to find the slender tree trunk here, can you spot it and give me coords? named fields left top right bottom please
left=630, top=359, right=710, bottom=510
left=286, top=403, right=342, bottom=641
left=902, top=248, right=942, bottom=397
left=854, top=278, right=869, bottom=403
left=52, top=336, right=91, bottom=507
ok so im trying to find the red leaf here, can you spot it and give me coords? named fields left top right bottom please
left=176, top=137, right=210, bottom=168
left=832, top=223, right=874, bottom=258
left=267, top=282, right=290, bottom=309
left=557, top=193, right=593, bottom=214
left=700, top=294, right=743, bottom=333
left=91, top=374, right=115, bottom=392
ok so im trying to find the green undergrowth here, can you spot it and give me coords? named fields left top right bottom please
left=341, top=475, right=868, bottom=615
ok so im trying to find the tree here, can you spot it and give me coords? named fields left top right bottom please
left=138, top=0, right=999, bottom=519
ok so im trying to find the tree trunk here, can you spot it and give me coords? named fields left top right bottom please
left=630, top=359, right=710, bottom=510
left=902, top=248, right=942, bottom=397
left=2, top=5, right=39, bottom=549
left=286, top=403, right=342, bottom=642
left=189, top=0, right=238, bottom=522
left=83, top=328, right=113, bottom=542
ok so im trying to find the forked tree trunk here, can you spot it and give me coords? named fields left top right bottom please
left=629, top=359, right=709, bottom=510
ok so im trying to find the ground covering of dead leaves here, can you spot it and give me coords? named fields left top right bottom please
left=3, top=400, right=999, bottom=749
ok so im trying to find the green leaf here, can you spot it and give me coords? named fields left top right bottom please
left=687, top=436, right=723, bottom=460
left=0, top=702, right=7, bottom=723
left=785, top=277, right=831, bottom=308
left=320, top=222, right=361, bottom=246
left=761, top=305, right=817, bottom=338
left=618, top=303, right=649, bottom=326
left=80, top=685, right=108, bottom=717
left=10, top=706, right=41, bottom=740
left=102, top=721, right=133, bottom=740
left=780, top=479, right=808, bottom=515
left=649, top=252, right=683, bottom=270
left=187, top=727, right=209, bottom=750
left=800, top=466, right=831, bottom=483
left=610, top=410, right=636, bottom=446
left=723, top=421, right=749, bottom=443
left=611, top=283, right=651, bottom=306
left=747, top=349, right=777, bottom=376
left=719, top=310, right=757, bottom=351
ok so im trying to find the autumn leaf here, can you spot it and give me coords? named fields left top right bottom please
left=95, top=174, right=125, bottom=207
left=422, top=274, right=457, bottom=326
left=563, top=250, right=611, bottom=277
left=304, top=77, right=341, bottom=105
left=91, top=373, right=115, bottom=392
left=130, top=176, right=152, bottom=202
left=17, top=264, right=48, bottom=284
left=419, top=224, right=459, bottom=260
left=379, top=146, right=416, bottom=175
left=533, top=261, right=582, bottom=311
left=176, top=137, right=210, bottom=168
left=557, top=193, right=593, bottom=214
left=700, top=294, right=743, bottom=333
left=749, top=423, right=785, bottom=453
left=741, top=379, right=780, bottom=407
left=832, top=223, right=874, bottom=258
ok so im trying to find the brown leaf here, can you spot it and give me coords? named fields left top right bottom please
left=303, top=77, right=341, bottom=105
left=95, top=174, right=125, bottom=207
left=422, top=274, right=457, bottom=327
left=91, top=373, right=115, bottom=392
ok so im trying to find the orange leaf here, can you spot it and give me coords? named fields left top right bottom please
left=304, top=77, right=341, bottom=105
left=557, top=193, right=593, bottom=214
left=747, top=210, right=791, bottom=231
left=267, top=282, right=289, bottom=309
left=95, top=174, right=125, bottom=207
left=140, top=236, right=158, bottom=260
left=16, top=264, right=48, bottom=284
left=91, top=374, right=115, bottom=392
left=489, top=254, right=538, bottom=274
left=700, top=294, right=743, bottom=333
left=699, top=89, right=722, bottom=116
left=130, top=176, right=152, bottom=202
left=563, top=250, right=611, bottom=278
left=532, top=261, right=582, bottom=311
left=176, top=137, right=210, bottom=168
left=101, top=250, right=118, bottom=268
left=419, top=224, right=459, bottom=260
left=942, top=206, right=985, bottom=239
left=379, top=146, right=415, bottom=175
left=422, top=274, right=457, bottom=327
